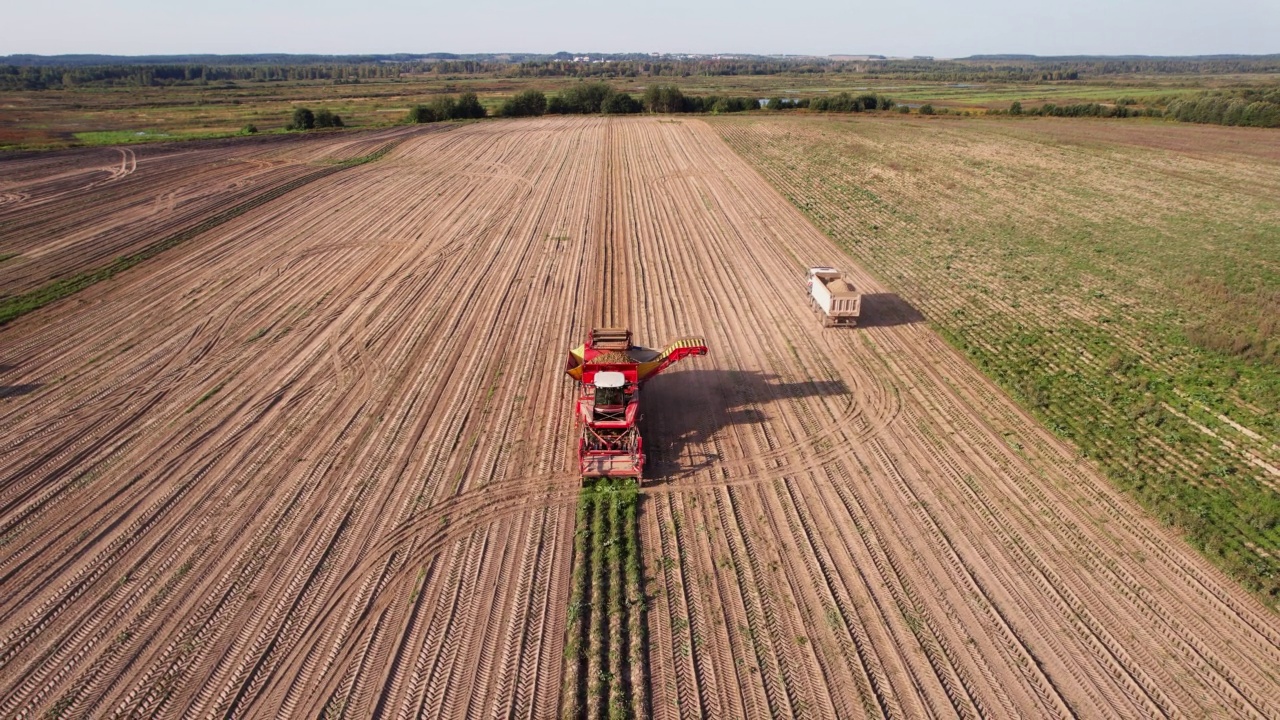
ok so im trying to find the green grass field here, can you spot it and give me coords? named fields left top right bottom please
left=714, top=113, right=1280, bottom=604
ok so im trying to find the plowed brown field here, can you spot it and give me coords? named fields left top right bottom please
left=0, top=127, right=426, bottom=299
left=2, top=116, right=1277, bottom=719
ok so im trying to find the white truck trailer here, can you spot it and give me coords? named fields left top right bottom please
left=807, top=267, right=861, bottom=327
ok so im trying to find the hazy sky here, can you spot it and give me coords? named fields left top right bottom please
left=3, top=0, right=1278, bottom=57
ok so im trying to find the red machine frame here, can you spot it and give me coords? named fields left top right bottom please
left=565, top=328, right=707, bottom=481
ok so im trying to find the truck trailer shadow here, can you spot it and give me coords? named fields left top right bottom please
left=855, top=293, right=926, bottom=329
left=640, top=369, right=850, bottom=484
left=0, top=384, right=41, bottom=399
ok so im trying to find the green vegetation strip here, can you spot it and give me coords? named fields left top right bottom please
left=0, top=142, right=397, bottom=327
left=562, top=478, right=645, bottom=720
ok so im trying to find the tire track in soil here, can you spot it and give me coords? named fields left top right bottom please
left=0, top=118, right=593, bottom=719
left=2, top=116, right=1278, bottom=719
left=617, top=117, right=1280, bottom=719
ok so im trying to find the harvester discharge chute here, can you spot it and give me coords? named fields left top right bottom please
left=565, top=328, right=707, bottom=483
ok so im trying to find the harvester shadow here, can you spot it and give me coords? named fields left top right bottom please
left=0, top=383, right=41, bottom=399
left=640, top=369, right=850, bottom=485
left=855, top=293, right=926, bottom=328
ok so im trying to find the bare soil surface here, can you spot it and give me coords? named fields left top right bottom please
left=0, top=126, right=426, bottom=298
left=1, top=117, right=1277, bottom=718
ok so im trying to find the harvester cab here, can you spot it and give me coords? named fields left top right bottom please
left=589, top=371, right=628, bottom=423
left=565, top=327, right=707, bottom=483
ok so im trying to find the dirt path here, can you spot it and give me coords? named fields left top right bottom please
left=1, top=117, right=1277, bottom=718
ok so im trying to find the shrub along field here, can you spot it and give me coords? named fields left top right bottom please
left=714, top=114, right=1280, bottom=602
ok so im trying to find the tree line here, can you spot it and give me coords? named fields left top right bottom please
left=404, top=84, right=920, bottom=125
left=990, top=101, right=1160, bottom=119
left=0, top=63, right=402, bottom=90
left=1163, top=88, right=1280, bottom=128
left=406, top=84, right=767, bottom=123
left=6, top=54, right=1280, bottom=91
left=807, top=92, right=894, bottom=112
left=406, top=84, right=1280, bottom=130
left=509, top=59, right=837, bottom=79
left=987, top=89, right=1280, bottom=128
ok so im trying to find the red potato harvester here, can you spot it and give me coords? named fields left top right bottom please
left=565, top=328, right=708, bottom=483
